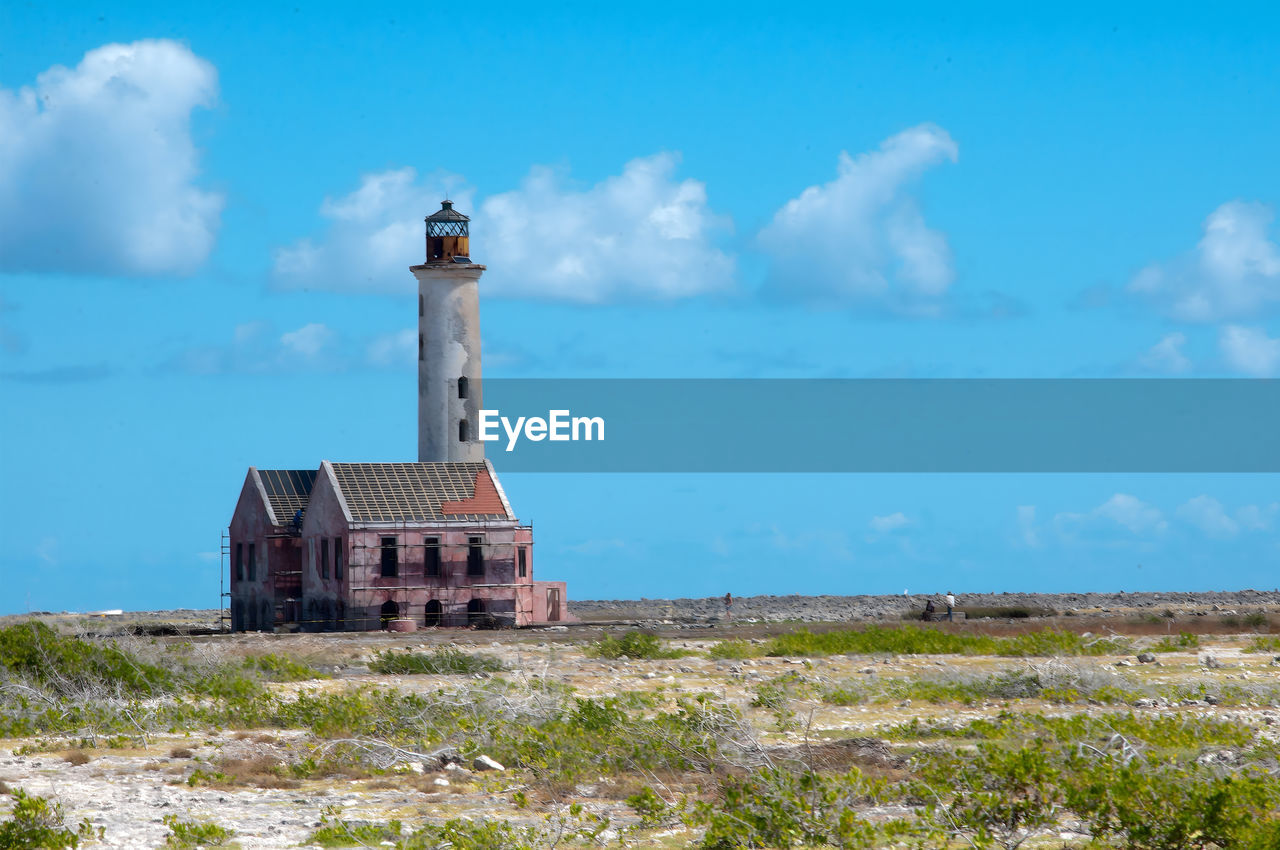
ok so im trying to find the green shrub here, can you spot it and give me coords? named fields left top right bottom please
left=707, top=639, right=764, bottom=660
left=368, top=647, right=504, bottom=675
left=241, top=653, right=327, bottom=681
left=1064, top=760, right=1280, bottom=849
left=0, top=790, right=96, bottom=849
left=687, top=767, right=925, bottom=849
left=1245, top=635, right=1280, bottom=653
left=888, top=710, right=1255, bottom=753
left=764, top=625, right=1128, bottom=658
left=0, top=622, right=172, bottom=697
left=918, top=741, right=1065, bottom=849
left=162, top=815, right=235, bottom=848
left=308, top=812, right=569, bottom=849
left=1149, top=632, right=1200, bottom=652
left=586, top=631, right=687, bottom=660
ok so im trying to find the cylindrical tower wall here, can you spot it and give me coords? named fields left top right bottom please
left=413, top=265, right=484, bottom=462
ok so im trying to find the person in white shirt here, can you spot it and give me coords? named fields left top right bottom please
left=945, top=592, right=956, bottom=622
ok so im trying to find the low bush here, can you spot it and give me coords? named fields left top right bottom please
left=764, top=625, right=1128, bottom=659
left=0, top=790, right=97, bottom=849
left=888, top=710, right=1255, bottom=753
left=162, top=815, right=236, bottom=848
left=0, top=622, right=172, bottom=698
left=684, top=767, right=924, bottom=850
left=706, top=639, right=764, bottom=660
left=368, top=647, right=504, bottom=675
left=1245, top=635, right=1280, bottom=653
left=241, top=653, right=327, bottom=681
left=1148, top=632, right=1200, bottom=652
left=586, top=631, right=688, bottom=660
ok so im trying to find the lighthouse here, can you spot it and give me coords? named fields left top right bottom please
left=412, top=201, right=485, bottom=463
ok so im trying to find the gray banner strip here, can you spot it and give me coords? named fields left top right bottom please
left=477, top=379, right=1279, bottom=472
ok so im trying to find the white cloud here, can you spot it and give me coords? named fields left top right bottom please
left=280, top=323, right=335, bottom=359
left=0, top=40, right=222, bottom=276
left=1138, top=332, right=1191, bottom=373
left=36, top=537, right=58, bottom=566
left=758, top=124, right=958, bottom=311
left=273, top=167, right=466, bottom=295
left=170, top=321, right=339, bottom=373
left=1175, top=495, right=1239, bottom=537
left=1237, top=502, right=1279, bottom=532
left=869, top=512, right=911, bottom=533
left=272, top=154, right=734, bottom=302
left=365, top=328, right=417, bottom=367
left=1055, top=493, right=1167, bottom=538
left=1130, top=201, right=1280, bottom=322
left=1219, top=325, right=1280, bottom=376
left=1016, top=505, right=1040, bottom=548
left=1093, top=494, right=1167, bottom=534
left=480, top=154, right=734, bottom=301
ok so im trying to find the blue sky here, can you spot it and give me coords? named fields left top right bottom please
left=1, top=1, right=1278, bottom=613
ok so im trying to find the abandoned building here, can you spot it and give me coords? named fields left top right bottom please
left=227, top=202, right=570, bottom=631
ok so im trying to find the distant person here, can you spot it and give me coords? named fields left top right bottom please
left=724, top=592, right=733, bottom=620
left=922, top=599, right=936, bottom=622
left=945, top=591, right=956, bottom=622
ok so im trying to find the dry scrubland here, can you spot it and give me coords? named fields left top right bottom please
left=1, top=598, right=1279, bottom=848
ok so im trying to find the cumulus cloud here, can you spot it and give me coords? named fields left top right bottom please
left=758, top=124, right=958, bottom=311
left=1175, top=496, right=1280, bottom=537
left=169, top=321, right=340, bottom=374
left=1055, top=493, right=1167, bottom=538
left=868, top=512, right=911, bottom=533
left=0, top=40, right=222, bottom=276
left=1175, top=495, right=1238, bottom=537
left=1137, top=332, right=1191, bottom=373
left=1237, top=502, right=1280, bottom=532
left=1129, top=201, right=1280, bottom=322
left=480, top=154, right=734, bottom=301
left=1219, top=325, right=1280, bottom=376
left=273, top=168, right=466, bottom=295
left=273, top=154, right=734, bottom=302
left=365, top=328, right=417, bottom=367
left=1016, top=505, right=1040, bottom=548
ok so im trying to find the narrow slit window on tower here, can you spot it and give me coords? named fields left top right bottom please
left=419, top=333, right=424, bottom=362
left=518, top=547, right=528, bottom=578
left=467, top=537, right=484, bottom=577
left=457, top=376, right=468, bottom=399
left=247, top=543, right=256, bottom=581
left=320, top=537, right=329, bottom=579
left=419, top=294, right=423, bottom=317
left=459, top=419, right=469, bottom=442
left=424, top=536, right=440, bottom=577
left=235, top=543, right=244, bottom=581
left=381, top=536, right=398, bottom=577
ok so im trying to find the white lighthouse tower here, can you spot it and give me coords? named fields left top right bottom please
left=412, top=201, right=485, bottom=463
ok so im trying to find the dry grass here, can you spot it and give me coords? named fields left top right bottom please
left=169, top=746, right=194, bottom=759
left=61, top=749, right=91, bottom=766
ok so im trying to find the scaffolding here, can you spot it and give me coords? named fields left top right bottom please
left=218, top=529, right=231, bottom=632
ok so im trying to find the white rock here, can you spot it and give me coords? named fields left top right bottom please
left=472, top=754, right=505, bottom=771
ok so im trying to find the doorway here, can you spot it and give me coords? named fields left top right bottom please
left=424, top=599, right=443, bottom=627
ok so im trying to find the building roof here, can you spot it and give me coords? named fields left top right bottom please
left=326, top=462, right=513, bottom=524
left=425, top=200, right=469, bottom=223
left=256, top=469, right=317, bottom=526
